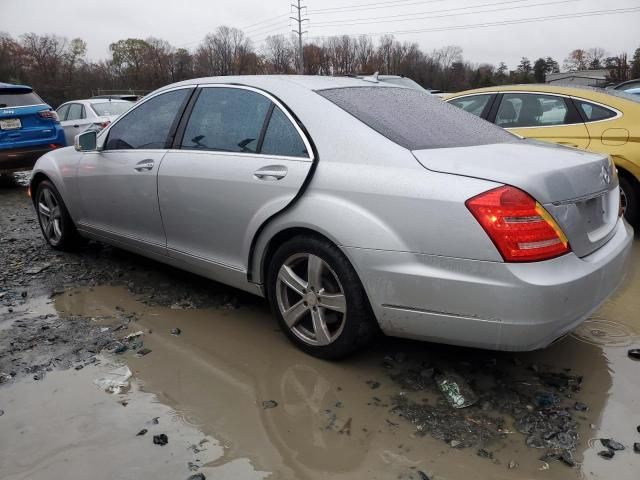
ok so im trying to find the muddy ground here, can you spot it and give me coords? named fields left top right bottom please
left=1, top=173, right=639, bottom=480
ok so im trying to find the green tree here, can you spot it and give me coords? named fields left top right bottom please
left=631, top=47, right=640, bottom=78
left=533, top=58, right=546, bottom=82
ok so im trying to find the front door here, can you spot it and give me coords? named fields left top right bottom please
left=158, top=85, right=314, bottom=288
left=76, top=88, right=193, bottom=255
left=493, top=92, right=591, bottom=149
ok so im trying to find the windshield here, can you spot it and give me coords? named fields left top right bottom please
left=317, top=86, right=517, bottom=150
left=379, top=77, right=425, bottom=91
left=0, top=91, right=44, bottom=108
left=91, top=102, right=132, bottom=116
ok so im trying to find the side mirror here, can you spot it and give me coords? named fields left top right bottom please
left=74, top=130, right=97, bottom=152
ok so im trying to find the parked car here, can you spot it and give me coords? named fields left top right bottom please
left=608, top=78, right=640, bottom=91
left=625, top=87, right=640, bottom=96
left=445, top=85, right=640, bottom=226
left=91, top=94, right=142, bottom=101
left=0, top=82, right=65, bottom=173
left=56, top=99, right=132, bottom=146
left=29, top=76, right=632, bottom=359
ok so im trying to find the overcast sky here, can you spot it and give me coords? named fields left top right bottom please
left=1, top=0, right=638, bottom=69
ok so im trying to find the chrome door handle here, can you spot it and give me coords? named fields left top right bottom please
left=254, top=165, right=287, bottom=180
left=134, top=160, right=154, bottom=172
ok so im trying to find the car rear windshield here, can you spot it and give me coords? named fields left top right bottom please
left=0, top=91, right=44, bottom=108
left=91, top=102, right=132, bottom=116
left=317, top=86, right=517, bottom=150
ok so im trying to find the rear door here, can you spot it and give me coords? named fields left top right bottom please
left=491, top=92, right=590, bottom=149
left=76, top=87, right=193, bottom=255
left=158, top=85, right=314, bottom=286
left=446, top=93, right=496, bottom=119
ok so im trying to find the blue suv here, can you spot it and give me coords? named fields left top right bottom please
left=0, top=83, right=66, bottom=173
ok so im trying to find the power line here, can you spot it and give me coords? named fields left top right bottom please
left=241, top=13, right=290, bottom=30
left=311, top=0, right=584, bottom=28
left=306, top=6, right=640, bottom=39
left=309, top=0, right=445, bottom=14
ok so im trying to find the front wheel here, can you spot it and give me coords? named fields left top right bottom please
left=35, top=180, right=82, bottom=250
left=267, top=235, right=378, bottom=360
left=619, top=176, right=638, bottom=227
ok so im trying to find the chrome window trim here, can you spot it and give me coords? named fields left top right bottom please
left=191, top=83, right=314, bottom=162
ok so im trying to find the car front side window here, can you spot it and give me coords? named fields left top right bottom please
left=105, top=89, right=190, bottom=150
left=448, top=94, right=492, bottom=117
left=180, top=87, right=271, bottom=153
left=56, top=104, right=70, bottom=121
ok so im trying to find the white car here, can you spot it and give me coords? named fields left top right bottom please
left=56, top=99, right=132, bottom=145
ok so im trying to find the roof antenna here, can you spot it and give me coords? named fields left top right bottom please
left=362, top=71, right=379, bottom=84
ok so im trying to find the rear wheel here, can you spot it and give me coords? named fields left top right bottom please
left=267, top=235, right=378, bottom=359
left=35, top=180, right=82, bottom=250
left=619, top=175, right=638, bottom=227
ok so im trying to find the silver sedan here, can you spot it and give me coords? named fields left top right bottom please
left=30, top=76, right=633, bottom=359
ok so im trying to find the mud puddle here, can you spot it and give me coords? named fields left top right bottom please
left=1, top=247, right=637, bottom=480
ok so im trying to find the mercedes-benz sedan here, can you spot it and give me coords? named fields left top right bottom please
left=29, top=76, right=633, bottom=359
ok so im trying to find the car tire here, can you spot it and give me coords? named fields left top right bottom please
left=267, top=235, right=379, bottom=360
left=619, top=175, right=638, bottom=227
left=35, top=180, right=82, bottom=250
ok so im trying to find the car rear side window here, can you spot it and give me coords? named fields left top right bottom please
left=180, top=87, right=271, bottom=153
left=317, top=86, right=516, bottom=150
left=66, top=103, right=84, bottom=121
left=106, top=89, right=190, bottom=150
left=260, top=107, right=308, bottom=158
left=495, top=93, right=570, bottom=128
left=448, top=94, right=492, bottom=117
left=575, top=100, right=617, bottom=122
left=0, top=91, right=44, bottom=108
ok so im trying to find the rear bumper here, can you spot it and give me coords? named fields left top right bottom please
left=0, top=145, right=62, bottom=172
left=345, top=219, right=634, bottom=351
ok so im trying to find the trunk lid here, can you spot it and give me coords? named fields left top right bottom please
left=412, top=141, right=620, bottom=258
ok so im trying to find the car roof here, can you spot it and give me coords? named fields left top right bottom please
left=0, top=82, right=33, bottom=93
left=160, top=75, right=399, bottom=92
left=60, top=98, right=132, bottom=105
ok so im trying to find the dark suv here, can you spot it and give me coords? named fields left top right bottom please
left=0, top=83, right=66, bottom=173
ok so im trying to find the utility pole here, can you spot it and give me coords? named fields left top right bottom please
left=290, top=0, right=308, bottom=74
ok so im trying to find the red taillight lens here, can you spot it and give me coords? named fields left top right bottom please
left=38, top=109, right=60, bottom=122
left=466, top=186, right=570, bottom=262
left=94, top=120, right=110, bottom=130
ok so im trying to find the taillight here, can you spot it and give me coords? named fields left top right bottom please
left=38, top=109, right=60, bottom=122
left=93, top=121, right=110, bottom=130
left=466, top=186, right=570, bottom=262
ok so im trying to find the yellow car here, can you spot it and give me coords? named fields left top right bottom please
left=445, top=85, right=640, bottom=225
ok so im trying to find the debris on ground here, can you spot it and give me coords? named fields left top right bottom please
left=628, top=349, right=640, bottom=361
left=435, top=370, right=478, bottom=409
left=153, top=433, right=168, bottom=446
left=598, top=449, right=615, bottom=459
left=574, top=401, right=588, bottom=411
left=0, top=409, right=4, bottom=416
left=508, top=459, right=518, bottom=469
left=170, top=328, right=181, bottom=336
left=366, top=380, right=381, bottom=389
left=416, top=471, right=429, bottom=480
left=186, top=474, right=206, bottom=480
left=93, top=365, right=132, bottom=394
left=136, top=348, right=152, bottom=357
left=633, top=443, right=640, bottom=454
left=262, top=400, right=278, bottom=409
left=136, top=429, right=148, bottom=436
left=600, top=438, right=625, bottom=451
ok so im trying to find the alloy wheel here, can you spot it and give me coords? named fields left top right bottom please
left=275, top=253, right=347, bottom=346
left=37, top=187, right=63, bottom=244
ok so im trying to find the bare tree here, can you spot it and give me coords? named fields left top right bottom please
left=263, top=34, right=294, bottom=74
